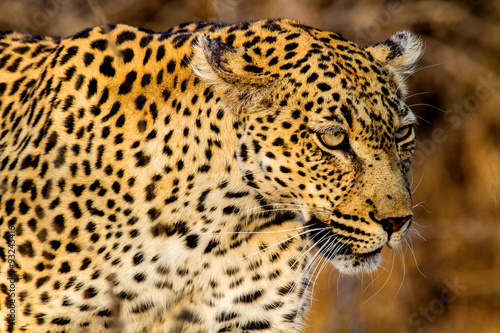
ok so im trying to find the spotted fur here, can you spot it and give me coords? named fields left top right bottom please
left=0, top=19, right=421, bottom=332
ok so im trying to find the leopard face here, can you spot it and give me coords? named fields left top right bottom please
left=0, top=19, right=421, bottom=332
left=192, top=27, right=420, bottom=273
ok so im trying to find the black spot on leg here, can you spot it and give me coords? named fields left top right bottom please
left=116, top=31, right=136, bottom=44
left=120, top=48, right=134, bottom=63
left=204, top=239, right=219, bottom=253
left=131, top=302, right=154, bottom=314
left=83, top=287, right=98, bottom=299
left=176, top=309, right=202, bottom=323
left=99, top=56, right=115, bottom=77
left=241, top=320, right=271, bottom=330
left=134, top=273, right=146, bottom=282
left=51, top=317, right=71, bottom=325
left=135, top=95, right=147, bottom=110
left=87, top=78, right=97, bottom=98
left=216, top=311, right=239, bottom=322
left=145, top=184, right=156, bottom=201
left=18, top=241, right=34, bottom=257
left=133, top=252, right=144, bottom=265
left=134, top=151, right=151, bottom=167
left=185, top=234, right=199, bottom=249
left=167, top=60, right=176, bottom=73
left=223, top=206, right=240, bottom=215
left=317, top=83, right=331, bottom=91
left=66, top=242, right=81, bottom=253
left=118, top=71, right=137, bottom=95
left=243, top=65, right=263, bottom=73
left=52, top=215, right=65, bottom=234
left=234, top=290, right=263, bottom=303
left=53, top=145, right=67, bottom=168
left=307, top=73, right=318, bottom=83
left=272, top=138, right=284, bottom=146
left=239, top=144, right=248, bottom=161
left=91, top=39, right=108, bottom=51
left=59, top=262, right=71, bottom=273
left=280, top=166, right=291, bottom=173
left=156, top=45, right=165, bottom=61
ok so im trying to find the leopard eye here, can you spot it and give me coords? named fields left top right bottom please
left=395, top=125, right=413, bottom=142
left=318, top=132, right=346, bottom=149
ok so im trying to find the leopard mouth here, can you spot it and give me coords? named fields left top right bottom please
left=305, top=215, right=359, bottom=258
left=306, top=216, right=384, bottom=273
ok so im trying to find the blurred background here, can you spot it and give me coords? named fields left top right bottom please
left=0, top=0, right=498, bottom=332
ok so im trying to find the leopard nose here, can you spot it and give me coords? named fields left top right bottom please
left=380, top=215, right=412, bottom=234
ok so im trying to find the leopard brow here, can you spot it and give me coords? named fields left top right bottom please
left=312, top=125, right=346, bottom=134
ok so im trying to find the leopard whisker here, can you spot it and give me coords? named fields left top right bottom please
left=363, top=253, right=391, bottom=293
left=242, top=203, right=333, bottom=215
left=308, top=237, right=347, bottom=303
left=209, top=230, right=306, bottom=237
left=405, top=90, right=435, bottom=99
left=408, top=227, right=426, bottom=242
left=231, top=228, right=324, bottom=263
left=282, top=237, right=317, bottom=277
left=412, top=203, right=431, bottom=215
left=411, top=172, right=425, bottom=195
left=207, top=225, right=309, bottom=235
left=407, top=103, right=446, bottom=113
left=397, top=62, right=445, bottom=92
left=363, top=246, right=396, bottom=304
left=279, top=237, right=317, bottom=296
left=298, top=240, right=328, bottom=305
left=395, top=246, right=407, bottom=299
left=405, top=236, right=427, bottom=278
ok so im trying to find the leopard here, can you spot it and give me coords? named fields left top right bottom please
left=0, top=18, right=422, bottom=332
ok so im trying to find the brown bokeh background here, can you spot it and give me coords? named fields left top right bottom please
left=0, top=0, right=498, bottom=332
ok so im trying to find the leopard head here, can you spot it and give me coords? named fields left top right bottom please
left=192, top=21, right=422, bottom=273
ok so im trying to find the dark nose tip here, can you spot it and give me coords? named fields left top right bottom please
left=380, top=215, right=412, bottom=234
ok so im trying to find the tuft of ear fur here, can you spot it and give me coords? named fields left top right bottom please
left=191, top=34, right=272, bottom=115
left=366, top=31, right=423, bottom=92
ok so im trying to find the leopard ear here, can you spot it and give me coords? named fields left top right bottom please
left=366, top=31, right=423, bottom=91
left=191, top=34, right=272, bottom=115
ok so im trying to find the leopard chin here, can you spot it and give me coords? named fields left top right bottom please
left=330, top=249, right=383, bottom=275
